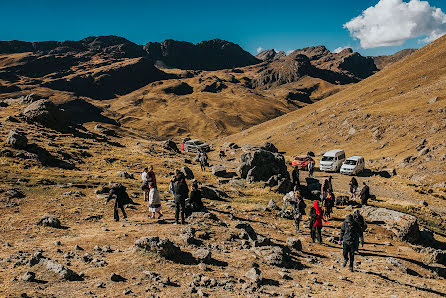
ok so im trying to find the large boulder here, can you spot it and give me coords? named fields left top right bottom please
left=38, top=215, right=62, bottom=228
left=361, top=206, right=420, bottom=243
left=181, top=166, right=194, bottom=179
left=134, top=236, right=182, bottom=259
left=211, top=165, right=227, bottom=177
left=22, top=99, right=71, bottom=131
left=6, top=130, right=28, bottom=149
left=253, top=246, right=288, bottom=267
left=200, top=185, right=229, bottom=201
left=238, top=150, right=289, bottom=182
left=163, top=140, right=179, bottom=152
left=41, top=258, right=82, bottom=281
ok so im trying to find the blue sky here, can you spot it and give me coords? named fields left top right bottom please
left=1, top=0, right=445, bottom=56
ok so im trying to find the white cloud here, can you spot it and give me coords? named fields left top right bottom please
left=256, top=47, right=263, bottom=53
left=344, top=0, right=446, bottom=48
left=333, top=46, right=351, bottom=53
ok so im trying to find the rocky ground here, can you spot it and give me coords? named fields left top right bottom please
left=0, top=99, right=445, bottom=297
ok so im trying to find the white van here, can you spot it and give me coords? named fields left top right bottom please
left=319, top=149, right=346, bottom=172
left=340, top=156, right=365, bottom=175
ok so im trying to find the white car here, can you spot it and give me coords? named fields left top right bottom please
left=340, top=156, right=365, bottom=175
left=183, top=139, right=210, bottom=153
left=319, top=149, right=346, bottom=172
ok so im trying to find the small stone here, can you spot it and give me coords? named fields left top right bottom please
left=54, top=241, right=61, bottom=246
left=96, top=281, right=106, bottom=288
left=74, top=245, right=83, bottom=251
left=245, top=267, right=262, bottom=284
left=22, top=271, right=35, bottom=282
left=110, top=273, right=126, bottom=282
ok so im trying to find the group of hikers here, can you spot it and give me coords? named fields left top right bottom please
left=105, top=155, right=372, bottom=271
left=283, top=165, right=370, bottom=271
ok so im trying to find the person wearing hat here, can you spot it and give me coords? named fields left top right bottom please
left=339, top=214, right=360, bottom=271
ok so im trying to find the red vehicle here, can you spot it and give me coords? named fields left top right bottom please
left=292, top=155, right=315, bottom=170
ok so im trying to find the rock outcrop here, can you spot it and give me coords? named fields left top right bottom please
left=22, top=99, right=71, bottom=131
left=361, top=206, right=420, bottom=243
left=238, top=150, right=289, bottom=182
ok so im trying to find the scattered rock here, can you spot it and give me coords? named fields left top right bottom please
left=193, top=248, right=212, bottom=263
left=6, top=130, right=28, bottom=149
left=117, top=171, right=134, bottom=179
left=286, top=237, right=302, bottom=251
left=63, top=191, right=85, bottom=197
left=201, top=185, right=229, bottom=201
left=4, top=188, right=25, bottom=199
left=134, top=236, right=182, bottom=260
left=110, top=273, right=127, bottom=282
left=22, top=271, right=36, bottom=282
left=41, top=258, right=82, bottom=281
left=253, top=246, right=288, bottom=267
left=428, top=97, right=438, bottom=104
left=38, top=215, right=62, bottom=228
left=245, top=267, right=263, bottom=284
left=162, top=140, right=179, bottom=153
left=212, top=165, right=227, bottom=177
left=267, top=199, right=281, bottom=211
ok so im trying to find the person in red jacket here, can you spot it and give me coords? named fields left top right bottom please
left=309, top=200, right=326, bottom=243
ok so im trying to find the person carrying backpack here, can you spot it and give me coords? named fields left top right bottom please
left=106, top=183, right=130, bottom=222
left=174, top=174, right=189, bottom=224
left=309, top=200, right=325, bottom=243
left=290, top=191, right=306, bottom=231
left=339, top=215, right=360, bottom=272
left=353, top=209, right=366, bottom=252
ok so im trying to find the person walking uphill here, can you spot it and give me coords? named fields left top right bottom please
left=106, top=183, right=130, bottom=222
left=339, top=215, right=360, bottom=272
left=174, top=174, right=189, bottom=224
left=309, top=200, right=326, bottom=243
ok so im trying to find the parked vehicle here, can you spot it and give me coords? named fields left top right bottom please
left=319, top=149, right=346, bottom=172
left=292, top=155, right=315, bottom=170
left=340, top=156, right=365, bottom=175
left=183, top=139, right=210, bottom=153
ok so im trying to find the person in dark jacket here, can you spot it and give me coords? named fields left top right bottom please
left=309, top=200, right=325, bottom=243
left=353, top=209, right=366, bottom=251
left=106, top=183, right=129, bottom=222
left=349, top=177, right=359, bottom=201
left=360, top=182, right=370, bottom=206
left=174, top=175, right=189, bottom=224
left=339, top=215, right=360, bottom=271
left=186, top=181, right=203, bottom=217
left=291, top=166, right=300, bottom=189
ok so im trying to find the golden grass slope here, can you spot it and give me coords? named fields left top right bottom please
left=223, top=36, right=446, bottom=186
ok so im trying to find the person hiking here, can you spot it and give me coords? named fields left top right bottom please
left=148, top=165, right=157, bottom=189
left=281, top=186, right=298, bottom=217
left=291, top=166, right=300, bottom=189
left=323, top=192, right=334, bottom=220
left=339, top=214, right=360, bottom=272
left=199, top=150, right=207, bottom=172
left=360, top=182, right=370, bottom=206
left=353, top=209, right=366, bottom=252
left=307, top=160, right=315, bottom=178
left=289, top=191, right=306, bottom=231
left=106, top=183, right=130, bottom=222
left=349, top=177, right=359, bottom=201
left=141, top=167, right=150, bottom=201
left=169, top=175, right=176, bottom=197
left=148, top=182, right=163, bottom=219
left=174, top=173, right=189, bottom=224
left=309, top=200, right=326, bottom=243
left=186, top=180, right=203, bottom=217
left=328, top=176, right=333, bottom=193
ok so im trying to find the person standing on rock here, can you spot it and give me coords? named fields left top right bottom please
left=307, top=160, right=315, bottom=178
left=352, top=209, right=366, bottom=252
left=349, top=177, right=359, bottom=201
left=106, top=183, right=129, bottom=222
left=290, top=191, right=306, bottom=231
left=339, top=215, right=360, bottom=272
left=291, top=166, right=300, bottom=190
left=148, top=182, right=163, bottom=219
left=360, top=182, right=370, bottom=206
left=174, top=173, right=189, bottom=224
left=309, top=200, right=326, bottom=243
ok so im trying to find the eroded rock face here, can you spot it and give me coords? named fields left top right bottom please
left=238, top=150, right=289, bottom=182
left=361, top=206, right=420, bottom=243
left=22, top=99, right=71, bottom=131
